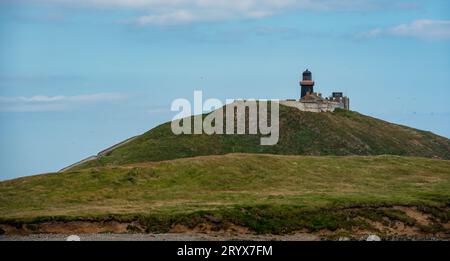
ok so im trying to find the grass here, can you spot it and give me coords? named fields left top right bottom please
left=1, top=153, right=449, bottom=233
left=71, top=105, right=450, bottom=171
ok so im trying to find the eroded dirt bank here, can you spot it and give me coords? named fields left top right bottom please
left=1, top=206, right=449, bottom=240
left=0, top=233, right=320, bottom=241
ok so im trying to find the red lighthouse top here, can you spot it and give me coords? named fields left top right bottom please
left=300, top=69, right=314, bottom=86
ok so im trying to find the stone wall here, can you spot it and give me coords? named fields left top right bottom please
left=280, top=100, right=345, bottom=112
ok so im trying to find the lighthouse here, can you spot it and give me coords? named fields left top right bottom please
left=300, top=69, right=315, bottom=99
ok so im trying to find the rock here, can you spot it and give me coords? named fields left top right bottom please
left=366, top=235, right=381, bottom=241
left=338, top=237, right=350, bottom=241
left=66, top=235, right=81, bottom=241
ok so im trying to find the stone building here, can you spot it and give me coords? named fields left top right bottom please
left=280, top=69, right=350, bottom=112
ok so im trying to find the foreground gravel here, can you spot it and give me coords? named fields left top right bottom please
left=0, top=233, right=320, bottom=241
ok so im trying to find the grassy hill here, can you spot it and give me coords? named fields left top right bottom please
left=1, top=154, right=449, bottom=236
left=2, top=106, right=449, bottom=237
left=69, top=105, right=450, bottom=171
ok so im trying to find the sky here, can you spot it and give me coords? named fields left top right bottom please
left=0, top=0, right=449, bottom=180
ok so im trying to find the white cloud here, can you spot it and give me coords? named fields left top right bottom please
left=35, top=0, right=408, bottom=10
left=21, top=0, right=415, bottom=25
left=136, top=10, right=200, bottom=26
left=389, top=19, right=450, bottom=40
left=19, top=95, right=66, bottom=102
left=358, top=28, right=382, bottom=38
left=360, top=19, right=450, bottom=41
left=0, top=93, right=125, bottom=112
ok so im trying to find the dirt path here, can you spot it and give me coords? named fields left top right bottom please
left=0, top=233, right=320, bottom=241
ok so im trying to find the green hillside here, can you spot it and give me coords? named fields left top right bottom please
left=1, top=154, right=449, bottom=236
left=71, top=105, right=450, bottom=170
left=2, top=105, right=449, bottom=237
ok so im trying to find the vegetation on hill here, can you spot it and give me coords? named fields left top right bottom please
left=2, top=105, right=448, bottom=237
left=1, top=154, right=449, bottom=236
left=71, top=105, right=450, bottom=170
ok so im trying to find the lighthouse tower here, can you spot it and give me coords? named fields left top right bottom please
left=300, top=69, right=315, bottom=99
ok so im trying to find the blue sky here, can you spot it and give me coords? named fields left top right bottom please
left=0, top=0, right=449, bottom=180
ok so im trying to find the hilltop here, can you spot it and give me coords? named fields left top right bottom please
left=68, top=105, right=450, bottom=171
